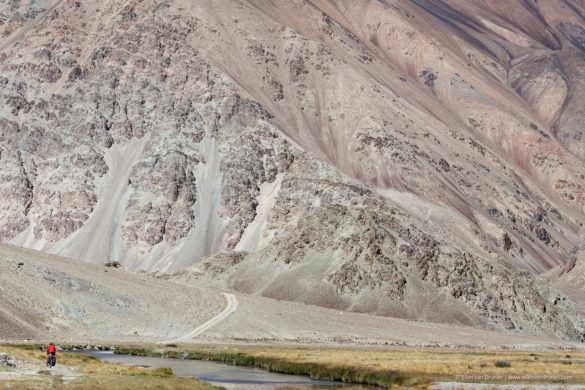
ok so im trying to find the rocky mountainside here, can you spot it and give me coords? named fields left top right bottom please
left=1, top=0, right=585, bottom=340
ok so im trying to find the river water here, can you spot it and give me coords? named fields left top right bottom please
left=88, top=351, right=350, bottom=389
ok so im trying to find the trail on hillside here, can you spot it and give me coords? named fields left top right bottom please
left=161, top=293, right=238, bottom=344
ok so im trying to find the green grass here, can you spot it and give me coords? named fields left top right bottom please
left=130, top=367, right=174, bottom=378
left=112, top=344, right=585, bottom=388
left=113, top=346, right=424, bottom=388
left=114, top=346, right=151, bottom=356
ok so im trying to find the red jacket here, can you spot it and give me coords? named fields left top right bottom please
left=47, top=344, right=56, bottom=354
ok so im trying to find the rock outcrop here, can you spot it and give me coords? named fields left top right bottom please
left=1, top=0, right=585, bottom=339
left=0, top=353, right=16, bottom=368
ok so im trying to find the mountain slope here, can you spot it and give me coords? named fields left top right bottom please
left=1, top=0, right=585, bottom=339
left=0, top=244, right=224, bottom=342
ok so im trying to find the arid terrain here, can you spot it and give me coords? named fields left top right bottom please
left=0, top=244, right=225, bottom=343
left=1, top=0, right=585, bottom=347
left=1, top=243, right=584, bottom=352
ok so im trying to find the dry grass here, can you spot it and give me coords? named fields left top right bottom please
left=0, top=344, right=45, bottom=361
left=276, top=387, right=374, bottom=390
left=34, top=376, right=220, bottom=390
left=305, top=347, right=583, bottom=383
left=4, top=343, right=585, bottom=388
left=123, top=344, right=585, bottom=387
left=0, top=344, right=219, bottom=390
left=3, top=378, right=219, bottom=390
left=230, top=346, right=585, bottom=380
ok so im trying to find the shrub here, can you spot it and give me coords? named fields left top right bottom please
left=494, top=360, right=511, bottom=368
left=113, top=347, right=157, bottom=357
left=150, top=367, right=173, bottom=377
left=164, top=350, right=183, bottom=359
left=74, top=353, right=99, bottom=363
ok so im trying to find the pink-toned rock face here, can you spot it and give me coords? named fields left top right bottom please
left=1, top=0, right=585, bottom=339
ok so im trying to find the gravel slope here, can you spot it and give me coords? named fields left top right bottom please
left=2, top=243, right=583, bottom=350
left=0, top=244, right=224, bottom=343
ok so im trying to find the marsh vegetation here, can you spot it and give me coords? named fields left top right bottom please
left=3, top=344, right=585, bottom=389
left=113, top=345, right=585, bottom=387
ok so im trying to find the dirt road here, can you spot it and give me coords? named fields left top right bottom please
left=162, top=293, right=238, bottom=344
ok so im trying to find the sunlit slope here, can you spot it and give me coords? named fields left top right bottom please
left=1, top=0, right=584, bottom=338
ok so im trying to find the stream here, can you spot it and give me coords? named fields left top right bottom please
left=88, top=351, right=350, bottom=389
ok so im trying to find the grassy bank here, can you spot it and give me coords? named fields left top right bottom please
left=113, top=346, right=426, bottom=388
left=114, top=344, right=585, bottom=388
left=4, top=343, right=585, bottom=389
left=0, top=344, right=219, bottom=390
left=114, top=346, right=418, bottom=388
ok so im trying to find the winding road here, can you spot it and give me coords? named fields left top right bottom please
left=161, top=293, right=238, bottom=344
